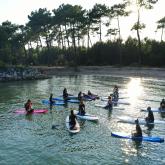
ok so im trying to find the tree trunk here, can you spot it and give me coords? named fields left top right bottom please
left=137, top=9, right=142, bottom=65
left=117, top=16, right=122, bottom=65
left=161, top=27, right=164, bottom=41
left=99, top=20, right=102, bottom=42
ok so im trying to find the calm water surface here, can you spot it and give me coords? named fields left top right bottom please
left=0, top=75, right=165, bottom=165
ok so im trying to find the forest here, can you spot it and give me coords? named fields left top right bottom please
left=0, top=0, right=165, bottom=67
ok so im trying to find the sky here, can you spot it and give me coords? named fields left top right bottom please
left=0, top=0, right=165, bottom=41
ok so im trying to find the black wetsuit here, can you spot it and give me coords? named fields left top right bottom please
left=146, top=110, right=154, bottom=123
left=49, top=95, right=54, bottom=105
left=79, top=103, right=85, bottom=115
left=78, top=92, right=82, bottom=100
left=63, top=90, right=68, bottom=100
left=160, top=100, right=165, bottom=109
left=134, top=124, right=142, bottom=137
left=69, top=114, right=77, bottom=129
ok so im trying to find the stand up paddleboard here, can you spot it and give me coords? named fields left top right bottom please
left=42, top=100, right=65, bottom=105
left=53, top=97, right=80, bottom=103
left=141, top=108, right=165, bottom=113
left=101, top=98, right=130, bottom=105
left=117, top=116, right=165, bottom=125
left=66, top=116, right=80, bottom=133
left=95, top=104, right=125, bottom=110
left=15, top=109, right=48, bottom=114
left=111, top=132, right=164, bottom=143
left=73, top=110, right=99, bottom=121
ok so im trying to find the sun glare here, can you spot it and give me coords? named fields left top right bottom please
left=127, top=78, right=143, bottom=104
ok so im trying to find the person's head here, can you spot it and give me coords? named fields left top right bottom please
left=162, top=99, right=165, bottom=102
left=147, top=106, right=151, bottom=111
left=108, top=96, right=112, bottom=100
left=135, top=119, right=139, bottom=124
left=27, top=99, right=31, bottom=103
left=71, top=110, right=74, bottom=115
left=50, top=93, right=53, bottom=96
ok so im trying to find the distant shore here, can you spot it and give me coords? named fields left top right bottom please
left=34, top=66, right=165, bottom=79
left=0, top=66, right=164, bottom=82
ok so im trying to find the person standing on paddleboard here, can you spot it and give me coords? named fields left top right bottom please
left=24, top=99, right=34, bottom=113
left=113, top=85, right=119, bottom=101
left=132, top=119, right=142, bottom=137
left=49, top=93, right=55, bottom=109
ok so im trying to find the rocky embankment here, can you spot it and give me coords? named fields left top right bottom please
left=0, top=67, right=50, bottom=81
left=34, top=66, right=165, bottom=79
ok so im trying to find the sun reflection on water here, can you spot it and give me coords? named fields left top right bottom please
left=127, top=78, right=143, bottom=105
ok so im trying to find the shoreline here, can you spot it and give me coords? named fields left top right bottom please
left=0, top=66, right=164, bottom=82
left=34, top=66, right=165, bottom=79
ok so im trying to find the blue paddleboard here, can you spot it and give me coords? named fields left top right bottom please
left=42, top=100, right=65, bottom=105
left=111, top=132, right=164, bottom=143
left=53, top=97, right=80, bottom=103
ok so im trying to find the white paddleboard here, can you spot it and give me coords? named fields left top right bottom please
left=117, top=116, right=165, bottom=125
left=74, top=110, right=99, bottom=121
left=66, top=116, right=80, bottom=133
left=95, top=104, right=125, bottom=110
left=141, top=108, right=165, bottom=113
left=101, top=98, right=130, bottom=105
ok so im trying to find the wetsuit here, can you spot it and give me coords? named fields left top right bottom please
left=78, top=92, right=82, bottom=100
left=146, top=110, right=154, bottom=123
left=133, top=124, right=142, bottom=137
left=160, top=100, right=165, bottom=109
left=105, top=99, right=113, bottom=109
left=79, top=103, right=85, bottom=115
left=49, top=95, right=54, bottom=105
left=69, top=114, right=77, bottom=130
left=63, top=89, right=68, bottom=100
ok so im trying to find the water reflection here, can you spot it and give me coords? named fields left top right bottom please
left=127, top=78, right=143, bottom=105
left=25, top=113, right=33, bottom=121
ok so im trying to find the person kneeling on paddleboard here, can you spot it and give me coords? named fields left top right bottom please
left=160, top=99, right=165, bottom=110
left=105, top=96, right=113, bottom=109
left=24, top=99, right=34, bottom=113
left=132, top=119, right=142, bottom=137
left=145, top=106, right=154, bottom=123
left=78, top=91, right=83, bottom=101
left=63, top=88, right=69, bottom=100
left=69, top=110, right=77, bottom=130
left=78, top=100, right=85, bottom=115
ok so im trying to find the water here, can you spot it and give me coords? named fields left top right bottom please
left=0, top=75, right=165, bottom=165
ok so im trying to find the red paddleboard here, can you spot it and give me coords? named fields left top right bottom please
left=15, top=108, right=48, bottom=114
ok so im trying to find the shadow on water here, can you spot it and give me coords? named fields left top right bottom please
left=132, top=140, right=143, bottom=150
left=25, top=113, right=33, bottom=121
left=146, top=123, right=154, bottom=131
left=107, top=109, right=112, bottom=120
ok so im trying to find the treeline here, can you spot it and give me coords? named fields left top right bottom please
left=0, top=1, right=165, bottom=67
